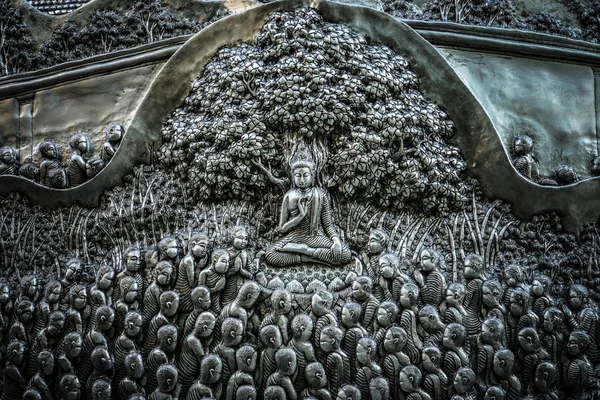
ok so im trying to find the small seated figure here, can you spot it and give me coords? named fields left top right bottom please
left=89, top=266, right=115, bottom=329
left=564, top=284, right=600, bottom=364
left=533, top=362, right=559, bottom=400
left=421, top=347, right=448, bottom=400
left=507, top=288, right=538, bottom=352
left=490, top=349, right=521, bottom=400
left=481, top=280, right=506, bottom=323
left=320, top=326, right=350, bottom=396
left=361, top=228, right=389, bottom=277
left=356, top=337, right=382, bottom=400
left=180, top=312, right=217, bottom=398
left=259, top=324, right=283, bottom=389
left=177, top=233, right=209, bottom=314
left=225, top=345, right=257, bottom=400
left=310, top=290, right=338, bottom=365
left=114, top=246, right=144, bottom=304
left=61, top=258, right=83, bottom=310
left=301, top=362, right=331, bottom=400
left=182, top=285, right=211, bottom=339
left=374, top=301, right=398, bottom=357
left=142, top=260, right=174, bottom=332
left=261, top=288, right=292, bottom=343
left=418, top=305, right=445, bottom=348
left=223, top=225, right=253, bottom=306
left=451, top=367, right=476, bottom=400
left=476, top=318, right=506, bottom=392
left=86, top=346, right=114, bottom=396
left=375, top=253, right=400, bottom=302
left=440, top=282, right=466, bottom=325
left=414, top=248, right=446, bottom=307
left=48, top=167, right=68, bottom=188
left=382, top=326, right=411, bottom=397
left=512, top=134, right=539, bottom=181
left=19, top=162, right=40, bottom=182
left=501, top=264, right=525, bottom=310
left=65, top=284, right=90, bottom=335
left=68, top=132, right=92, bottom=186
left=541, top=307, right=566, bottom=368
left=27, top=350, right=55, bottom=400
left=146, top=324, right=178, bottom=394
left=28, top=310, right=66, bottom=378
left=9, top=299, right=34, bottom=345
left=267, top=347, right=298, bottom=400
left=531, top=273, right=553, bottom=319
left=289, top=314, right=316, bottom=392
left=144, top=291, right=179, bottom=356
left=215, top=317, right=245, bottom=385
left=553, top=164, right=580, bottom=185
left=399, top=283, right=423, bottom=364
left=38, top=139, right=64, bottom=187
left=336, top=385, right=361, bottom=400
left=4, top=340, right=27, bottom=399
left=518, top=327, right=549, bottom=389
left=564, top=330, right=593, bottom=400
left=149, top=363, right=180, bottom=400
left=198, top=249, right=229, bottom=313
left=369, top=377, right=390, bottom=400
left=114, top=277, right=140, bottom=334
left=463, top=253, right=486, bottom=338
left=114, top=311, right=143, bottom=384
left=80, top=306, right=114, bottom=380
left=85, top=157, right=105, bottom=179
left=101, top=122, right=124, bottom=163
left=31, top=280, right=62, bottom=340
left=117, top=351, right=146, bottom=400
left=442, top=323, right=470, bottom=385
left=264, top=145, right=351, bottom=267
left=187, top=353, right=223, bottom=400
left=351, top=276, right=380, bottom=334
left=59, top=373, right=81, bottom=400
left=0, top=145, right=19, bottom=175
left=398, top=364, right=430, bottom=400
left=90, top=379, right=111, bottom=400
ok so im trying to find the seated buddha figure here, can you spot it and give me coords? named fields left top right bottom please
left=265, top=145, right=351, bottom=267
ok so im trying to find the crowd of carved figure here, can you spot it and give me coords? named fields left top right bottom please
left=0, top=121, right=123, bottom=187
left=0, top=223, right=597, bottom=400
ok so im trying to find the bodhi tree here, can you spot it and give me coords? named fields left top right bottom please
left=0, top=0, right=33, bottom=77
left=160, top=8, right=472, bottom=214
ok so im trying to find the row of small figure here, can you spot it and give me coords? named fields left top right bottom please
left=0, top=121, right=123, bottom=188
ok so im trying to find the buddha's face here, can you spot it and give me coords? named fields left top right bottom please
left=25, top=277, right=38, bottom=297
left=146, top=250, right=159, bottom=269
left=481, top=319, right=500, bottom=345
left=215, top=254, right=229, bottom=274
left=377, top=307, right=392, bottom=326
left=233, top=230, right=248, bottom=250
left=125, top=251, right=141, bottom=272
left=19, top=306, right=33, bottom=323
left=191, top=239, right=208, bottom=258
left=11, top=346, right=24, bottom=365
left=420, top=250, right=435, bottom=271
left=543, top=310, right=562, bottom=333
left=453, top=370, right=473, bottom=393
left=293, top=166, right=313, bottom=189
left=514, top=137, right=531, bottom=155
left=380, top=261, right=394, bottom=279
left=40, top=354, right=55, bottom=376
left=198, top=317, right=216, bottom=338
left=162, top=331, right=177, bottom=353
left=341, top=306, right=354, bottom=327
left=419, top=309, right=441, bottom=332
left=367, top=234, right=383, bottom=255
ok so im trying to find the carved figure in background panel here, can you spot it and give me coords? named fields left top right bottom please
left=48, top=167, right=68, bottom=188
left=218, top=280, right=261, bottom=341
left=80, top=305, right=114, bottom=382
left=463, top=254, right=486, bottom=339
left=85, top=157, right=105, bottom=179
left=264, top=145, right=351, bottom=268
left=451, top=367, right=477, bottom=400
left=564, top=284, right=600, bottom=363
left=3, top=340, right=27, bottom=400
left=512, top=135, right=539, bottom=181
left=421, top=346, right=447, bottom=400
left=341, top=302, right=367, bottom=380
left=261, top=289, right=292, bottom=343
left=61, top=259, right=82, bottom=311
left=399, top=283, right=422, bottom=364
left=289, top=313, right=316, bottom=393
left=0, top=145, right=19, bottom=175
left=27, top=350, right=55, bottom=400
left=56, top=332, right=83, bottom=396
left=144, top=291, right=179, bottom=356
left=90, top=378, right=111, bottom=400
left=398, top=364, right=431, bottom=400
left=374, top=301, right=398, bottom=356
left=302, top=362, right=332, bottom=400
left=481, top=280, right=506, bottom=324
left=150, top=363, right=180, bottom=400
left=68, top=132, right=91, bottom=186
left=143, top=260, right=174, bottom=332
left=418, top=305, right=446, bottom=348
left=179, top=312, right=217, bottom=399
left=440, top=283, right=466, bottom=325
left=86, top=346, right=115, bottom=396
left=225, top=345, right=257, bottom=400
left=351, top=276, right=380, bottom=334
left=362, top=229, right=388, bottom=277
left=117, top=351, right=146, bottom=400
left=101, top=122, right=124, bottom=163
left=9, top=299, right=34, bottom=345
left=356, top=337, right=382, bottom=400
left=501, top=265, right=525, bottom=311
left=59, top=374, right=81, bottom=400
left=114, top=311, right=143, bottom=385
left=146, top=324, right=177, bottom=394
left=336, top=385, right=361, bottom=400
left=415, top=249, right=446, bottom=307
left=114, top=277, right=140, bottom=335
left=382, top=326, right=410, bottom=397
left=490, top=349, right=521, bottom=400
left=564, top=330, right=592, bottom=400
left=223, top=226, right=253, bottom=306
left=19, top=162, right=40, bottom=182
left=541, top=307, right=566, bottom=371
left=531, top=274, right=553, bottom=320
left=533, top=362, right=559, bottom=400
left=310, top=290, right=338, bottom=366
left=259, top=324, right=283, bottom=389
left=114, top=246, right=143, bottom=303
left=215, top=317, right=245, bottom=387
left=518, top=327, right=550, bottom=390
left=89, top=266, right=115, bottom=330
left=267, top=346, right=298, bottom=400
left=177, top=233, right=209, bottom=315
left=442, top=323, right=470, bottom=387
left=320, top=325, right=350, bottom=396
left=65, top=284, right=90, bottom=335
left=39, top=139, right=64, bottom=187
left=182, top=285, right=211, bottom=339
left=476, top=317, right=506, bottom=392
left=187, top=353, right=223, bottom=400
left=198, top=249, right=229, bottom=314
left=31, top=280, right=62, bottom=341
left=507, top=288, right=538, bottom=352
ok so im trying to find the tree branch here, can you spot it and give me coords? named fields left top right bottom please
left=251, top=158, right=289, bottom=194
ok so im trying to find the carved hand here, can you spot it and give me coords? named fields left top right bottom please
left=331, top=237, right=342, bottom=263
